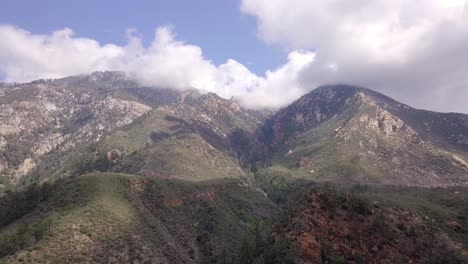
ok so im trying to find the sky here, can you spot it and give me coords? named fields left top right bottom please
left=0, top=0, right=283, bottom=74
left=0, top=0, right=467, bottom=113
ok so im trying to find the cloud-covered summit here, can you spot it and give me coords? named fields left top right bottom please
left=0, top=25, right=314, bottom=109
left=1, top=0, right=468, bottom=113
left=241, top=0, right=468, bottom=113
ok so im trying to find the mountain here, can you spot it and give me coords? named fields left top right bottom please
left=78, top=89, right=265, bottom=184
left=0, top=74, right=467, bottom=263
left=3, top=74, right=467, bottom=190
left=0, top=72, right=149, bottom=189
left=0, top=72, right=267, bottom=192
left=264, top=85, right=468, bottom=187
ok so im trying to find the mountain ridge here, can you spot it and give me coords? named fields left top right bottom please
left=264, top=84, right=468, bottom=186
left=1, top=73, right=467, bottom=263
left=1, top=73, right=468, bottom=189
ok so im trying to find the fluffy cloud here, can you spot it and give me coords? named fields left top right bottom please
left=0, top=26, right=124, bottom=81
left=238, top=50, right=315, bottom=108
left=241, top=0, right=468, bottom=113
left=0, top=25, right=313, bottom=109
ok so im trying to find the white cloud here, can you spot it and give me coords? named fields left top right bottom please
left=241, top=0, right=468, bottom=113
left=241, top=50, right=315, bottom=108
left=215, top=50, right=315, bottom=109
left=0, top=24, right=313, bottom=109
left=0, top=25, right=123, bottom=81
left=122, top=27, right=219, bottom=90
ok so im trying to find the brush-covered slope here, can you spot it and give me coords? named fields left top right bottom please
left=255, top=183, right=468, bottom=263
left=65, top=90, right=265, bottom=184
left=0, top=72, right=151, bottom=190
left=265, top=85, right=468, bottom=186
left=0, top=72, right=267, bottom=191
left=0, top=173, right=276, bottom=263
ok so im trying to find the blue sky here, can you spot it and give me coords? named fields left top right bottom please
left=0, top=0, right=283, bottom=75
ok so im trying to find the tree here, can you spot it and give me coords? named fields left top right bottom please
left=239, top=238, right=253, bottom=264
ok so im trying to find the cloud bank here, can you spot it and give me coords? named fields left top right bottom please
left=241, top=0, right=468, bottom=113
left=2, top=0, right=468, bottom=113
left=0, top=25, right=314, bottom=109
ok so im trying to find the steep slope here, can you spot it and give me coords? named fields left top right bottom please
left=0, top=72, right=267, bottom=191
left=0, top=72, right=151, bottom=190
left=265, top=85, right=468, bottom=186
left=3, top=75, right=468, bottom=264
left=257, top=183, right=467, bottom=263
left=61, top=89, right=265, bottom=184
left=0, top=173, right=276, bottom=263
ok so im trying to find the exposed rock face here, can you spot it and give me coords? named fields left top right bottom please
left=106, top=150, right=123, bottom=163
left=101, top=93, right=263, bottom=184
left=0, top=72, right=152, bottom=187
left=2, top=75, right=468, bottom=188
left=265, top=85, right=468, bottom=187
left=3, top=75, right=468, bottom=264
left=296, top=157, right=313, bottom=168
left=0, top=72, right=267, bottom=190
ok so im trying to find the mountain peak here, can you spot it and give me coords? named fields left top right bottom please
left=303, top=84, right=411, bottom=110
left=264, top=84, right=468, bottom=186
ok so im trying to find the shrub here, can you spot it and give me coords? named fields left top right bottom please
left=320, top=184, right=347, bottom=211
left=369, top=212, right=388, bottom=236
left=320, top=241, right=346, bottom=264
left=263, top=233, right=297, bottom=264
left=0, top=221, right=51, bottom=258
left=3, top=141, right=30, bottom=167
left=0, top=182, right=55, bottom=228
left=350, top=194, right=371, bottom=215
left=149, top=131, right=170, bottom=142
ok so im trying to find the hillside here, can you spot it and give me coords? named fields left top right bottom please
left=0, top=173, right=276, bottom=263
left=63, top=88, right=269, bottom=185
left=1, top=75, right=468, bottom=263
left=0, top=72, right=150, bottom=190
left=1, top=173, right=467, bottom=263
left=264, top=85, right=468, bottom=186
left=0, top=72, right=267, bottom=192
left=3, top=75, right=468, bottom=189
left=256, top=183, right=468, bottom=263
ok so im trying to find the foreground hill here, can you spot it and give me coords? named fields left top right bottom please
left=259, top=183, right=468, bottom=263
left=1, top=173, right=466, bottom=263
left=0, top=173, right=276, bottom=263
left=264, top=85, right=468, bottom=186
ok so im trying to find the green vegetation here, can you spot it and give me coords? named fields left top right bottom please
left=2, top=138, right=31, bottom=167
left=235, top=221, right=298, bottom=264
left=254, top=166, right=309, bottom=203
left=0, top=173, right=276, bottom=263
left=320, top=241, right=346, bottom=264
left=62, top=107, right=94, bottom=134
left=247, top=172, right=467, bottom=263
left=0, top=182, right=55, bottom=227
left=2, top=83, right=468, bottom=263
left=355, top=185, right=468, bottom=245
left=0, top=219, right=52, bottom=258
